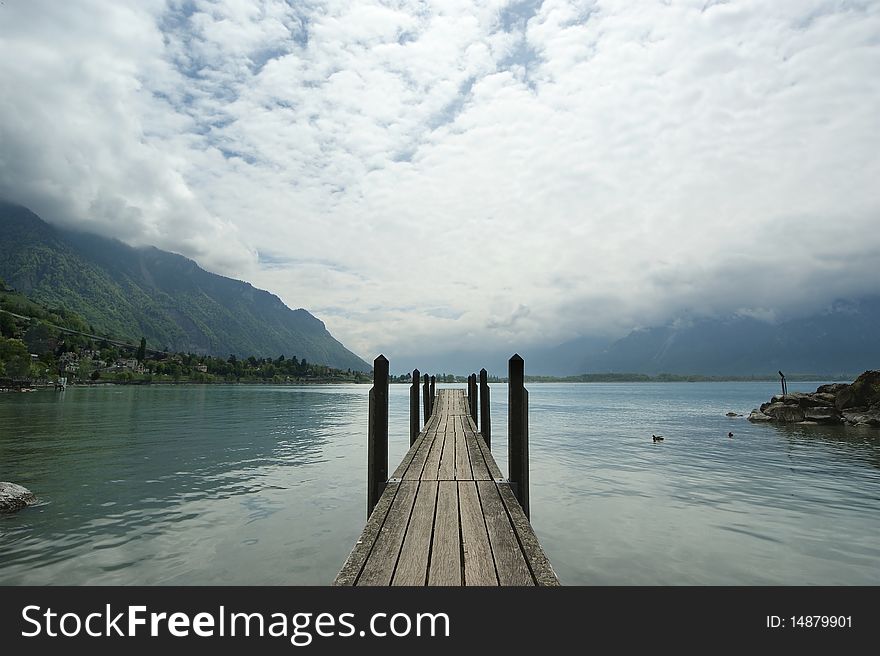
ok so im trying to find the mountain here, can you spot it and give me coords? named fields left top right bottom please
left=0, top=200, right=370, bottom=371
left=548, top=299, right=880, bottom=377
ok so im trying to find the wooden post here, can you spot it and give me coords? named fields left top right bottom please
left=479, top=368, right=491, bottom=449
left=430, top=375, right=436, bottom=411
left=367, top=355, right=389, bottom=518
left=470, top=373, right=478, bottom=424
left=410, top=368, right=420, bottom=446
left=508, top=354, right=529, bottom=518
left=423, top=373, right=430, bottom=424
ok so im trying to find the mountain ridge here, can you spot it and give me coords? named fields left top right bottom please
left=0, top=200, right=370, bottom=371
left=541, top=299, right=880, bottom=377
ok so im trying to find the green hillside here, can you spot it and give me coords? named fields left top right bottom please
left=0, top=200, right=370, bottom=371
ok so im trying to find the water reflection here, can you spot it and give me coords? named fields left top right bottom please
left=0, top=385, right=374, bottom=584
left=769, top=421, right=880, bottom=470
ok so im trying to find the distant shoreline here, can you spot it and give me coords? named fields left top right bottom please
left=2, top=373, right=854, bottom=392
left=520, top=373, right=855, bottom=383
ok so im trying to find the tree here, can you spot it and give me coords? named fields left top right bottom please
left=24, top=322, right=54, bottom=356
left=78, top=359, right=94, bottom=381
left=136, top=337, right=146, bottom=363
left=0, top=313, right=15, bottom=338
left=0, top=337, right=32, bottom=379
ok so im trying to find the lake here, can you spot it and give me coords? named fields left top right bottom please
left=1, top=382, right=878, bottom=585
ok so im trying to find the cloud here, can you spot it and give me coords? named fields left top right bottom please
left=1, top=0, right=878, bottom=367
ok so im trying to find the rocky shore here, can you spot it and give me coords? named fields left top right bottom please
left=748, top=370, right=880, bottom=426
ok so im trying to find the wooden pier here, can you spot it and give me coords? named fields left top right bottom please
left=334, top=356, right=559, bottom=586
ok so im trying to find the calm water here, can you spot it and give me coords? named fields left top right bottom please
left=1, top=382, right=878, bottom=585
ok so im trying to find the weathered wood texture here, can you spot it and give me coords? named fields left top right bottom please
left=423, top=373, right=431, bottom=424
left=508, top=354, right=529, bottom=518
left=410, top=369, right=420, bottom=446
left=479, top=367, right=491, bottom=448
left=335, top=388, right=559, bottom=586
left=366, top=355, right=389, bottom=518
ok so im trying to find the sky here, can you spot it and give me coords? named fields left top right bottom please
left=1, top=0, right=878, bottom=370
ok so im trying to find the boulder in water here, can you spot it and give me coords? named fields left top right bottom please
left=765, top=403, right=806, bottom=422
left=748, top=409, right=773, bottom=421
left=0, top=482, right=37, bottom=513
left=803, top=407, right=843, bottom=424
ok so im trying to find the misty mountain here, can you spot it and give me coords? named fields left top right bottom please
left=0, top=200, right=370, bottom=371
left=548, top=300, right=880, bottom=377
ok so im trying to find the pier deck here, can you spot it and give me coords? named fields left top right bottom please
left=334, top=389, right=559, bottom=586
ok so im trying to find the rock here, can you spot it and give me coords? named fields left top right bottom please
left=762, top=401, right=787, bottom=414
left=842, top=409, right=880, bottom=426
left=802, top=406, right=842, bottom=424
left=817, top=383, right=849, bottom=395
left=835, top=386, right=857, bottom=410
left=771, top=394, right=800, bottom=405
left=0, top=482, right=36, bottom=513
left=843, top=411, right=868, bottom=424
left=764, top=403, right=806, bottom=423
left=834, top=371, right=880, bottom=410
left=751, top=372, right=880, bottom=429
left=748, top=409, right=773, bottom=422
left=789, top=393, right=833, bottom=409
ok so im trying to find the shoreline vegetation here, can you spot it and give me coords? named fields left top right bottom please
left=1, top=283, right=373, bottom=388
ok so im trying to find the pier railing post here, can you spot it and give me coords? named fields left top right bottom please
left=469, top=373, right=478, bottom=424
left=430, top=375, right=436, bottom=412
left=410, top=368, right=420, bottom=446
left=479, top=368, right=491, bottom=449
left=423, top=373, right=430, bottom=424
left=367, top=355, right=389, bottom=518
left=508, top=354, right=529, bottom=518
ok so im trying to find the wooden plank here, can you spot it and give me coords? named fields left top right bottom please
left=454, top=415, right=473, bottom=480
left=402, top=427, right=437, bottom=480
left=497, top=483, right=560, bottom=586
left=424, top=403, right=441, bottom=431
left=473, top=430, right=503, bottom=479
left=421, top=415, right=447, bottom=481
left=458, top=481, right=498, bottom=585
left=334, top=482, right=399, bottom=585
left=428, top=481, right=461, bottom=585
left=464, top=427, right=491, bottom=480
left=454, top=389, right=468, bottom=415
left=392, top=481, right=439, bottom=585
left=357, top=481, right=419, bottom=586
left=477, top=480, right=534, bottom=586
left=437, top=419, right=456, bottom=480
left=391, top=430, right=427, bottom=479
